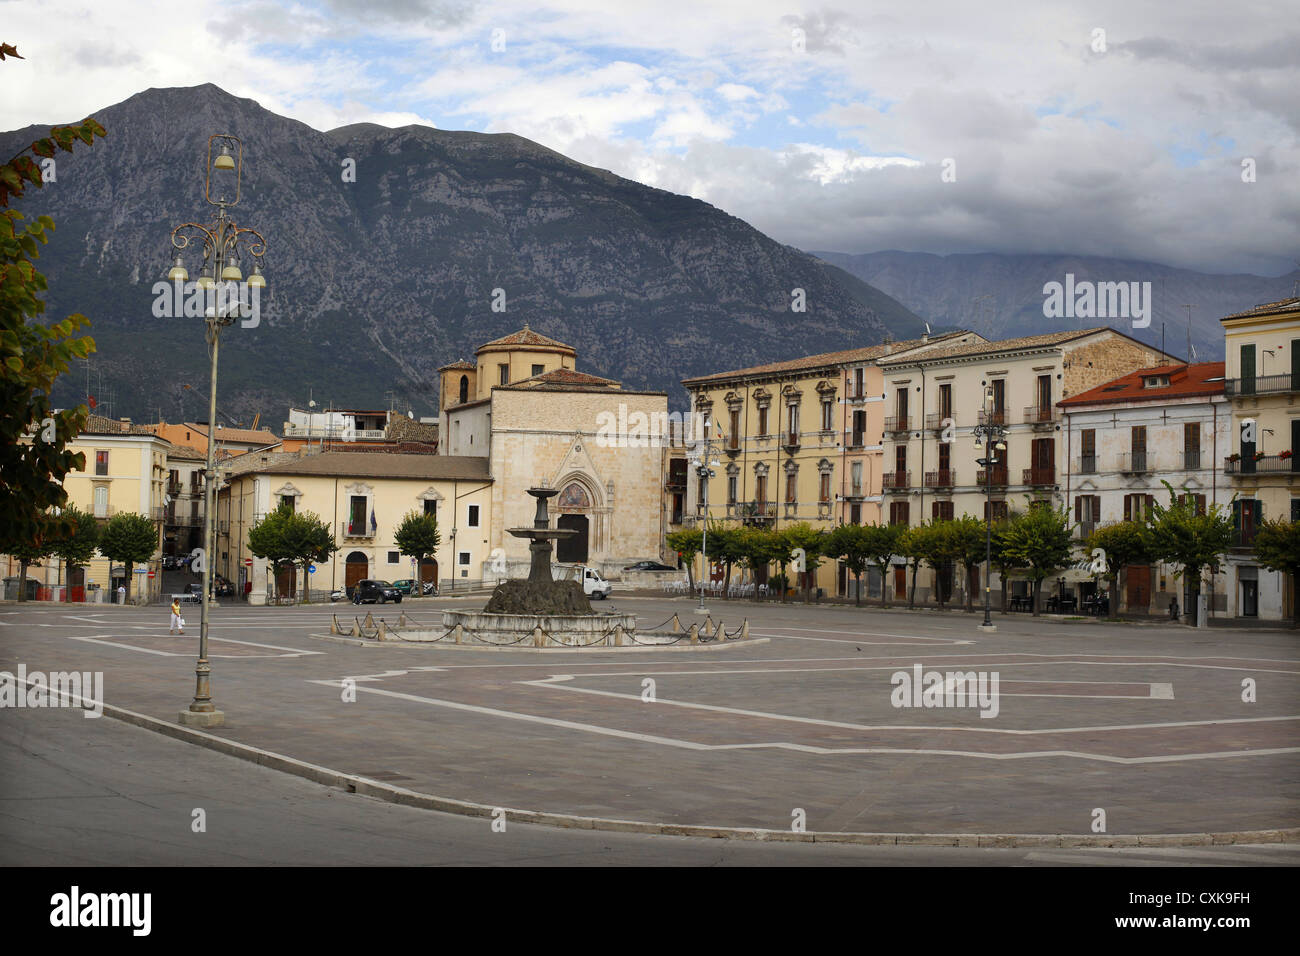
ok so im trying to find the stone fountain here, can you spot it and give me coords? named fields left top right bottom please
left=440, top=486, right=638, bottom=646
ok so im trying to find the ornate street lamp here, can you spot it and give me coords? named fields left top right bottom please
left=688, top=414, right=719, bottom=613
left=972, top=386, right=1007, bottom=631
left=167, top=134, right=268, bottom=728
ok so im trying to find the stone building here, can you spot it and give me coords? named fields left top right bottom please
left=1058, top=361, right=1230, bottom=617
left=1220, top=296, right=1300, bottom=620
left=438, top=325, right=670, bottom=578
left=877, top=328, right=1177, bottom=605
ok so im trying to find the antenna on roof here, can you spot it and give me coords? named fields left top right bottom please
left=1182, top=304, right=1193, bottom=367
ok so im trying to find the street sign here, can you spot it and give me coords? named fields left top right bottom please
left=134, top=568, right=147, bottom=573
left=244, top=558, right=253, bottom=567
left=146, top=570, right=155, bottom=579
left=308, top=565, right=316, bottom=573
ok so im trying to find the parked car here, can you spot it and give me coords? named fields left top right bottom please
left=390, top=579, right=416, bottom=595
left=623, top=561, right=676, bottom=572
left=330, top=587, right=346, bottom=602
left=351, top=580, right=402, bottom=605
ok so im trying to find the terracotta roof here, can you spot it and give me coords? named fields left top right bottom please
left=875, top=328, right=1112, bottom=365
left=384, top=416, right=440, bottom=443
left=681, top=332, right=971, bottom=386
left=1058, top=362, right=1226, bottom=407
left=506, top=368, right=622, bottom=391
left=476, top=325, right=575, bottom=354
left=82, top=415, right=161, bottom=436
left=438, top=359, right=476, bottom=371
left=184, top=422, right=280, bottom=445
left=165, top=444, right=207, bottom=461
left=231, top=451, right=490, bottom=481
left=1221, top=296, right=1300, bottom=322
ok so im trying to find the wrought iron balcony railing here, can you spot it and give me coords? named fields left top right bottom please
left=924, top=469, right=955, bottom=488
left=884, top=415, right=910, bottom=433
left=1022, top=467, right=1055, bottom=486
left=1023, top=405, right=1058, bottom=425
left=976, top=466, right=1009, bottom=486
left=881, top=471, right=911, bottom=490
left=1224, top=374, right=1300, bottom=397
left=979, top=409, right=1007, bottom=426
left=1118, top=451, right=1149, bottom=474
left=1077, top=455, right=1096, bottom=474
left=1224, top=454, right=1297, bottom=475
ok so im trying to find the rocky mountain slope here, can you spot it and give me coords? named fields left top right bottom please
left=3, top=84, right=927, bottom=424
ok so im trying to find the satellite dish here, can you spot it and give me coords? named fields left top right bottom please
left=309, top=399, right=316, bottom=408
left=924, top=321, right=931, bottom=335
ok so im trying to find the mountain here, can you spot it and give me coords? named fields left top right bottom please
left=809, top=250, right=1299, bottom=362
left=3, top=84, right=928, bottom=425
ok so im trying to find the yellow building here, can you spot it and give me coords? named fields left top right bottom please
left=680, top=332, right=980, bottom=596
left=215, top=451, right=492, bottom=603
left=1220, top=296, right=1300, bottom=620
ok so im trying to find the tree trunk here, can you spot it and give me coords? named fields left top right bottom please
left=999, top=572, right=1008, bottom=613
left=17, top=560, right=28, bottom=602
left=124, top=561, right=133, bottom=603
left=1031, top=578, right=1041, bottom=616
left=301, top=560, right=311, bottom=604
left=879, top=564, right=890, bottom=608
left=908, top=563, right=918, bottom=608
left=854, top=570, right=862, bottom=607
left=723, top=562, right=733, bottom=599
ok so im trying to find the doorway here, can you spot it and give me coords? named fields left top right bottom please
left=893, top=566, right=907, bottom=601
left=275, top=564, right=297, bottom=601
left=1127, top=565, right=1151, bottom=611
left=1241, top=577, right=1259, bottom=617
left=556, top=514, right=589, bottom=564
left=345, top=551, right=368, bottom=595
left=420, top=557, right=437, bottom=587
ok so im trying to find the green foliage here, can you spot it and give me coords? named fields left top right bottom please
left=49, top=504, right=99, bottom=601
left=783, top=521, right=827, bottom=601
left=1086, top=521, right=1151, bottom=612
left=1146, top=482, right=1234, bottom=602
left=1000, top=504, right=1074, bottom=614
left=0, top=45, right=105, bottom=558
left=946, top=515, right=989, bottom=612
left=703, top=521, right=747, bottom=594
left=666, top=527, right=703, bottom=589
left=9, top=527, right=54, bottom=602
left=858, top=523, right=904, bottom=607
left=1252, top=519, right=1300, bottom=625
left=248, top=502, right=338, bottom=603
left=901, top=522, right=959, bottom=607
left=826, top=523, right=872, bottom=605
left=394, top=509, right=441, bottom=561
left=98, top=512, right=158, bottom=601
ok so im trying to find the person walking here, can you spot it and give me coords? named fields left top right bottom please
left=169, top=597, right=185, bottom=635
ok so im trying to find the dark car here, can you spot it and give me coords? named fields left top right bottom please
left=623, top=561, right=676, bottom=572
left=352, top=579, right=402, bottom=605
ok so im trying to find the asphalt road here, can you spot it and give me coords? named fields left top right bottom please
left=4, top=705, right=1297, bottom=866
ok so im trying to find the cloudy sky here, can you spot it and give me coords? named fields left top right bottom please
left=5, top=0, right=1297, bottom=275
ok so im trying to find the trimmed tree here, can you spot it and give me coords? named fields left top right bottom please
left=1146, top=482, right=1234, bottom=623
left=1000, top=504, right=1074, bottom=616
left=988, top=516, right=1026, bottom=612
left=1252, top=519, right=1300, bottom=627
left=0, top=45, right=104, bottom=571
left=733, top=525, right=775, bottom=601
left=948, top=515, right=989, bottom=612
left=907, top=521, right=958, bottom=608
left=766, top=527, right=797, bottom=603
left=394, top=509, right=441, bottom=588
left=1085, top=521, right=1151, bottom=618
left=826, top=523, right=871, bottom=606
left=898, top=524, right=929, bottom=609
left=9, top=533, right=53, bottom=602
left=861, top=523, right=904, bottom=608
left=98, top=512, right=158, bottom=603
left=248, top=502, right=338, bottom=604
left=783, top=522, right=827, bottom=603
left=703, top=521, right=746, bottom=598
left=49, top=504, right=98, bottom=602
left=665, top=528, right=703, bottom=592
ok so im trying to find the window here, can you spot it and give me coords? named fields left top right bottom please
left=458, top=551, right=471, bottom=565
left=95, top=450, right=109, bottom=476
left=785, top=476, right=797, bottom=504
left=851, top=461, right=862, bottom=495
left=991, top=379, right=1005, bottom=414
left=1143, top=374, right=1170, bottom=388
left=1080, top=429, right=1096, bottom=472
left=895, top=445, right=907, bottom=475
left=786, top=404, right=799, bottom=439
left=932, top=500, right=954, bottom=521
left=531, top=364, right=544, bottom=376
left=424, top=499, right=437, bottom=517
left=851, top=409, right=865, bottom=446
left=388, top=551, right=400, bottom=563
left=821, top=400, right=833, bottom=431
left=889, top=501, right=909, bottom=525
left=853, top=367, right=864, bottom=398
left=984, top=500, right=1008, bottom=521
left=1184, top=422, right=1201, bottom=469
left=1124, top=493, right=1156, bottom=522
left=1075, top=495, right=1101, bottom=526
left=728, top=409, right=740, bottom=449
left=348, top=496, right=367, bottom=535
left=467, top=504, right=480, bottom=527
left=1036, top=374, right=1052, bottom=411
left=498, top=363, right=509, bottom=385
left=280, top=495, right=296, bottom=512
left=757, top=406, right=769, bottom=436
left=849, top=503, right=861, bottom=524
left=895, top=387, right=908, bottom=424
left=727, top=476, right=737, bottom=505
left=819, top=472, right=831, bottom=503
left=458, top=375, right=469, bottom=404
left=755, top=475, right=768, bottom=508
left=938, top=383, right=953, bottom=420
left=93, top=486, right=108, bottom=518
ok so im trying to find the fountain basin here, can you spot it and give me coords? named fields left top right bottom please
left=439, top=609, right=639, bottom=647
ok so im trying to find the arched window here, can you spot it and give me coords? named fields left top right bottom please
left=458, top=375, right=469, bottom=404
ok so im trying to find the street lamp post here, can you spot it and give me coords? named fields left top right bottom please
left=972, top=387, right=1007, bottom=632
left=167, top=135, right=267, bottom=728
left=689, top=415, right=718, bottom=614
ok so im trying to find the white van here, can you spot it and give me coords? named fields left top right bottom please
left=552, top=564, right=613, bottom=599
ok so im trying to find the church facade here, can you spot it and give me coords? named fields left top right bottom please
left=439, top=326, right=669, bottom=580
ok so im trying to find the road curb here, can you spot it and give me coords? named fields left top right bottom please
left=81, top=693, right=1300, bottom=849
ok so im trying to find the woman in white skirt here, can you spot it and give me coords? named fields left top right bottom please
left=169, top=598, right=185, bottom=635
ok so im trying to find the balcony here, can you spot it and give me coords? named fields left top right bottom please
left=1224, top=373, right=1300, bottom=397
left=924, top=469, right=955, bottom=488
left=882, top=471, right=911, bottom=491
left=737, top=502, right=777, bottom=525
left=884, top=415, right=910, bottom=434
left=1224, top=454, right=1297, bottom=475
left=976, top=466, right=1009, bottom=486
left=979, top=409, right=1007, bottom=426
left=341, top=520, right=376, bottom=539
left=1077, top=455, right=1097, bottom=474
left=1022, top=467, right=1055, bottom=487
left=925, top=413, right=952, bottom=431
left=846, top=431, right=866, bottom=449
left=781, top=431, right=800, bottom=450
left=164, top=513, right=203, bottom=527
left=1118, top=451, right=1150, bottom=474
left=1183, top=450, right=1201, bottom=470
left=1023, top=405, right=1058, bottom=426
left=1232, top=528, right=1259, bottom=548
